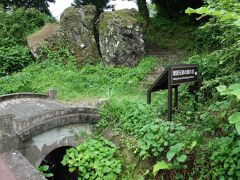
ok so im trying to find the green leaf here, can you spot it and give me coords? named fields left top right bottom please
left=229, top=83, right=240, bottom=91
left=234, top=19, right=240, bottom=27
left=216, top=85, right=227, bottom=93
left=196, top=7, right=209, bottom=14
left=219, top=176, right=225, bottom=180
left=166, top=151, right=175, bottom=162
left=69, top=167, right=76, bottom=173
left=41, top=165, right=49, bottom=171
left=228, top=112, right=240, bottom=134
left=167, top=143, right=184, bottom=161
left=177, top=154, right=187, bottom=162
left=231, top=89, right=240, bottom=100
left=45, top=173, right=54, bottom=177
left=153, top=161, right=172, bottom=176
left=136, top=175, right=144, bottom=180
left=218, top=84, right=240, bottom=99
left=228, top=112, right=240, bottom=124
left=185, top=8, right=196, bottom=14
left=190, top=141, right=197, bottom=149
left=236, top=122, right=240, bottom=135
left=84, top=173, right=90, bottom=179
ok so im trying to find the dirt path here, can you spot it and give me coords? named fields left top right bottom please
left=142, top=46, right=188, bottom=88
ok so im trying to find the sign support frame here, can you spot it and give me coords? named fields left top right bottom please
left=147, top=64, right=198, bottom=121
left=168, top=69, right=173, bottom=121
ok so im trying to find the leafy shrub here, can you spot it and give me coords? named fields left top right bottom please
left=209, top=136, right=240, bottom=178
left=181, top=2, right=240, bottom=178
left=0, top=8, right=55, bottom=77
left=62, top=137, right=122, bottom=179
left=188, top=54, right=219, bottom=80
left=191, top=20, right=225, bottom=52
left=186, top=0, right=240, bottom=100
left=217, top=83, right=240, bottom=134
left=100, top=99, right=156, bottom=133
left=0, top=46, right=33, bottom=76
left=37, top=165, right=54, bottom=178
left=136, top=120, right=198, bottom=161
left=0, top=8, right=54, bottom=46
left=100, top=99, right=199, bottom=169
left=187, top=0, right=240, bottom=52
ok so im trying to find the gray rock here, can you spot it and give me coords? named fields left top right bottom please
left=48, top=89, right=57, bottom=99
left=27, top=5, right=100, bottom=65
left=99, top=9, right=145, bottom=67
left=60, top=6, right=100, bottom=64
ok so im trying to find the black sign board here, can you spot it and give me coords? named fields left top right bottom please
left=147, top=64, right=198, bottom=121
left=171, top=65, right=198, bottom=85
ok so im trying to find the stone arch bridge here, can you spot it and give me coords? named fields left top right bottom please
left=0, top=93, right=100, bottom=179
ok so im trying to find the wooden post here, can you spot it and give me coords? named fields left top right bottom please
left=174, top=86, right=178, bottom=109
left=168, top=69, right=172, bottom=121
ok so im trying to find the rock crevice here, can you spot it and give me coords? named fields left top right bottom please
left=27, top=6, right=145, bottom=67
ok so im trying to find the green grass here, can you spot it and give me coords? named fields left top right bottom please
left=0, top=49, right=156, bottom=101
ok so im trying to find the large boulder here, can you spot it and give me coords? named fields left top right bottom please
left=27, top=5, right=100, bottom=65
left=27, top=23, right=61, bottom=58
left=60, top=6, right=100, bottom=64
left=99, top=9, right=145, bottom=67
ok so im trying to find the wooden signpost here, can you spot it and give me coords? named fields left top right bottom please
left=147, top=64, right=199, bottom=121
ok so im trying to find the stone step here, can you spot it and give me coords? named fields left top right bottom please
left=140, top=48, right=187, bottom=88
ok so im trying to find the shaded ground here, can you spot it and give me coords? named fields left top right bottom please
left=142, top=44, right=188, bottom=88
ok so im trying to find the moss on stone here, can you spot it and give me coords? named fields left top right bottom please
left=27, top=5, right=100, bottom=65
left=99, top=9, right=140, bottom=34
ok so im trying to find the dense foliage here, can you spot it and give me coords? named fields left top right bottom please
left=1, top=0, right=55, bottom=15
left=99, top=99, right=199, bottom=174
left=96, top=0, right=240, bottom=178
left=151, top=0, right=203, bottom=20
left=0, top=8, right=54, bottom=77
left=62, top=137, right=122, bottom=179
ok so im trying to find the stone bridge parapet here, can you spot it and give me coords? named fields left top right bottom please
left=0, top=93, right=101, bottom=179
left=18, top=107, right=99, bottom=141
left=0, top=93, right=49, bottom=102
left=0, top=94, right=100, bottom=152
left=0, top=107, right=99, bottom=152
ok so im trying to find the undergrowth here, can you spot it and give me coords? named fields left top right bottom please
left=144, top=16, right=196, bottom=50
left=93, top=0, right=240, bottom=179
left=62, top=137, right=122, bottom=180
left=0, top=8, right=54, bottom=77
left=0, top=48, right=156, bottom=100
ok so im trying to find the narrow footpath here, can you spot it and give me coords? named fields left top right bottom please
left=142, top=43, right=188, bottom=88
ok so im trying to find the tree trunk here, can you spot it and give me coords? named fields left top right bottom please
left=136, top=0, right=150, bottom=22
